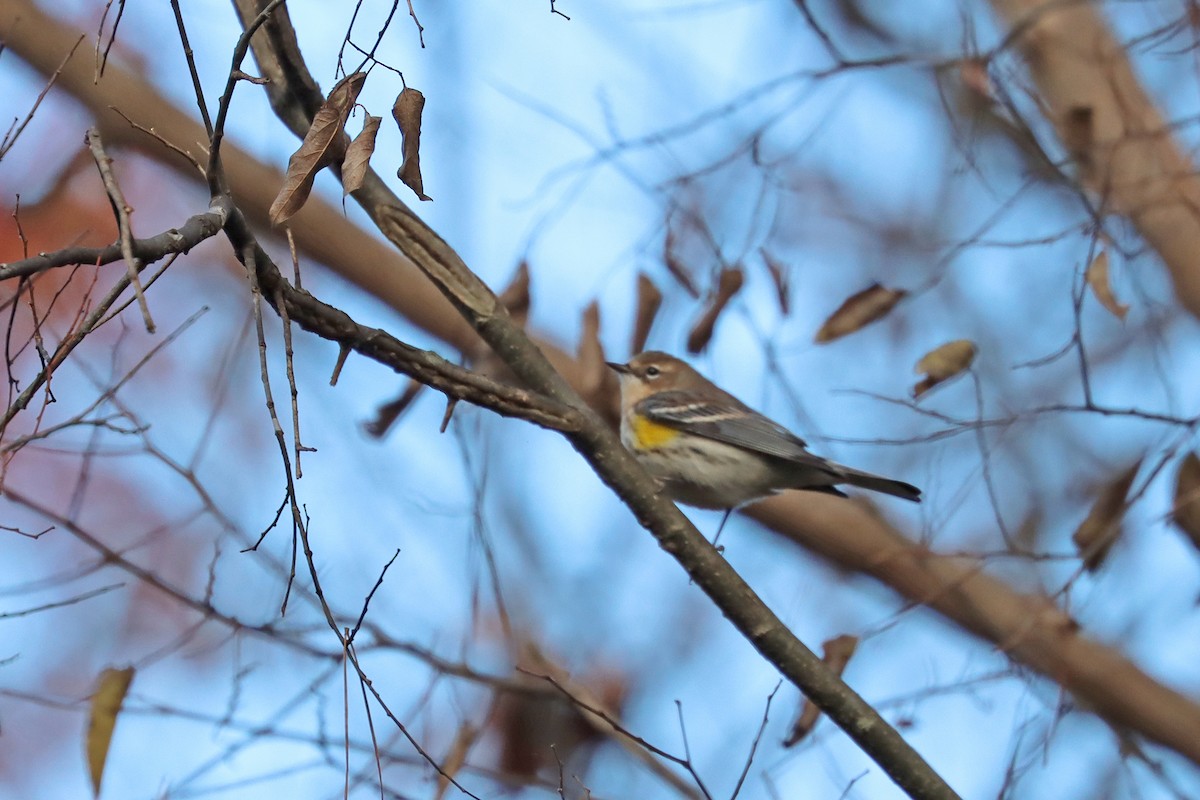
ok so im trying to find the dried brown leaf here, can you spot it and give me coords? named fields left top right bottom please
left=759, top=248, right=791, bottom=316
left=912, top=339, right=976, bottom=398
left=686, top=267, right=744, bottom=354
left=1085, top=250, right=1129, bottom=321
left=663, top=229, right=700, bottom=298
left=269, top=72, right=367, bottom=224
left=630, top=272, right=662, bottom=355
left=393, top=86, right=432, bottom=201
left=578, top=301, right=609, bottom=405
left=498, top=261, right=531, bottom=327
left=1173, top=452, right=1200, bottom=551
left=342, top=114, right=381, bottom=195
left=433, top=722, right=481, bottom=800
left=87, top=666, right=135, bottom=798
left=814, top=283, right=906, bottom=344
left=364, top=379, right=425, bottom=438
left=1064, top=105, right=1095, bottom=174
left=959, top=58, right=993, bottom=102
left=783, top=635, right=858, bottom=747
left=1072, top=461, right=1140, bottom=571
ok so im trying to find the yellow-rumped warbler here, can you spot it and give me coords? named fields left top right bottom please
left=608, top=352, right=921, bottom=509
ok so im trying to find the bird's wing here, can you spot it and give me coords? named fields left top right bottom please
left=636, top=391, right=831, bottom=466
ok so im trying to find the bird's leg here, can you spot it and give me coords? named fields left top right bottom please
left=711, top=508, right=733, bottom=551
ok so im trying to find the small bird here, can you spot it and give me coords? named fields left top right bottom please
left=608, top=352, right=921, bottom=510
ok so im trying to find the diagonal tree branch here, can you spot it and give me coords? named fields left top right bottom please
left=4, top=0, right=1200, bottom=778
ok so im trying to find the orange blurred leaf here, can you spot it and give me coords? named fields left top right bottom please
left=686, top=267, right=744, bottom=354
left=759, top=248, right=791, bottom=316
left=815, top=283, right=906, bottom=344
left=630, top=272, right=662, bottom=355
left=342, top=114, right=381, bottom=195
left=784, top=635, right=858, bottom=747
left=1085, top=250, right=1129, bottom=321
left=269, top=72, right=366, bottom=224
left=1173, top=452, right=1200, bottom=551
left=392, top=86, right=432, bottom=201
left=86, top=666, right=135, bottom=798
left=912, top=339, right=976, bottom=398
left=1072, top=461, right=1140, bottom=571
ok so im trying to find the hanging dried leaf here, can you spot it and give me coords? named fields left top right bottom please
left=269, top=72, right=367, bottom=224
left=364, top=379, right=425, bottom=438
left=1085, top=250, right=1129, bottom=321
left=912, top=339, right=976, bottom=398
left=1173, top=452, right=1200, bottom=551
left=959, top=58, right=993, bottom=103
left=392, top=86, right=432, bottom=201
left=686, top=267, right=744, bottom=354
left=497, top=261, right=531, bottom=328
left=433, top=722, right=482, bottom=800
left=1072, top=461, right=1140, bottom=571
left=663, top=229, right=700, bottom=298
left=759, top=248, right=791, bottom=316
left=342, top=114, right=381, bottom=195
left=630, top=272, right=662, bottom=355
left=86, top=666, right=135, bottom=798
left=814, top=283, right=906, bottom=344
left=1063, top=105, right=1094, bottom=167
left=783, top=635, right=858, bottom=747
left=579, top=301, right=607, bottom=394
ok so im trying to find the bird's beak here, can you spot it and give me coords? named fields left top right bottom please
left=606, top=361, right=630, bottom=375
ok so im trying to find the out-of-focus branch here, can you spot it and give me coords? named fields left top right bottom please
left=989, top=0, right=1200, bottom=318
left=748, top=495, right=1200, bottom=763
left=0, top=197, right=228, bottom=280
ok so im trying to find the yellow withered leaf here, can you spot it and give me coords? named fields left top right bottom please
left=86, top=666, right=135, bottom=798
left=912, top=339, right=976, bottom=398
left=1172, top=452, right=1200, bottom=551
left=814, top=283, right=906, bottom=344
left=1085, top=250, right=1129, bottom=320
left=1072, top=461, right=1140, bottom=572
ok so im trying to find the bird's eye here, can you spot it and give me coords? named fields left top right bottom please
left=644, top=365, right=661, bottom=378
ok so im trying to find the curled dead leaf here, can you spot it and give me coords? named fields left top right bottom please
left=1173, top=452, right=1200, bottom=551
left=784, top=635, right=858, bottom=747
left=578, top=301, right=610, bottom=412
left=498, top=261, right=531, bottom=327
left=87, top=666, right=135, bottom=798
left=959, top=58, right=993, bottom=103
left=630, top=272, right=662, bottom=355
left=815, top=283, right=906, bottom=344
left=342, top=114, right=381, bottom=195
left=1071, top=460, right=1140, bottom=571
left=1085, top=250, right=1129, bottom=321
left=912, top=339, right=976, bottom=398
left=759, top=248, right=791, bottom=316
left=392, top=86, right=432, bottom=201
left=269, top=72, right=367, bottom=224
left=663, top=229, right=700, bottom=298
left=1064, top=105, right=1095, bottom=174
left=686, top=267, right=744, bottom=354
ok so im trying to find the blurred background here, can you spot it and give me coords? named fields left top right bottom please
left=2, top=1, right=1200, bottom=798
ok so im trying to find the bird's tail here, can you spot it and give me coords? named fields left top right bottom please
left=836, top=466, right=922, bottom=503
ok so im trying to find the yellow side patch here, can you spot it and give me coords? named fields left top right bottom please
left=631, top=415, right=681, bottom=449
